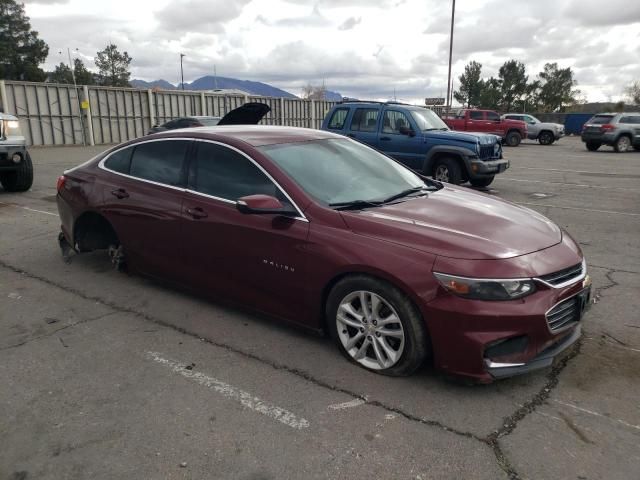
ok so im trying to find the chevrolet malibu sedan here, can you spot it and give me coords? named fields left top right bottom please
left=56, top=126, right=591, bottom=382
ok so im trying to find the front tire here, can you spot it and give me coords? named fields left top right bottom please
left=0, top=152, right=34, bottom=192
left=469, top=176, right=495, bottom=188
left=585, top=141, right=601, bottom=151
left=326, top=275, right=429, bottom=376
left=431, top=157, right=462, bottom=184
left=538, top=131, right=554, bottom=145
left=505, top=131, right=521, bottom=147
left=614, top=135, right=631, bottom=153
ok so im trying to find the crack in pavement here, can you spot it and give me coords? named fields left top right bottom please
left=0, top=259, right=590, bottom=480
left=0, top=311, right=119, bottom=351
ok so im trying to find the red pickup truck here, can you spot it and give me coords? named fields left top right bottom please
left=443, top=109, right=527, bottom=147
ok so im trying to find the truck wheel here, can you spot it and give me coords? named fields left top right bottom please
left=470, top=176, right=495, bottom=188
left=585, top=141, right=601, bottom=151
left=505, top=131, right=521, bottom=147
left=614, top=135, right=631, bottom=153
left=431, top=157, right=462, bottom=184
left=538, top=131, right=554, bottom=145
left=0, top=152, right=34, bottom=192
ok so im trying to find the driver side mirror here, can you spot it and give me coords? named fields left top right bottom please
left=398, top=126, right=415, bottom=137
left=236, top=194, right=298, bottom=217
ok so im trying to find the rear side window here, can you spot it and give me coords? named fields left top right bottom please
left=191, top=142, right=279, bottom=201
left=589, top=115, right=614, bottom=125
left=129, top=140, right=189, bottom=186
left=504, top=115, right=519, bottom=120
left=327, top=108, right=349, bottom=130
left=104, top=147, right=133, bottom=174
left=350, top=108, right=379, bottom=132
left=619, top=116, right=640, bottom=124
left=470, top=111, right=484, bottom=120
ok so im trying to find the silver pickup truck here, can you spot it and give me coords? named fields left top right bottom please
left=0, top=113, right=33, bottom=192
left=502, top=113, right=565, bottom=145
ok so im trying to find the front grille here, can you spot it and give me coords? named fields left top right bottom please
left=538, top=262, right=583, bottom=286
left=546, top=297, right=580, bottom=332
left=479, top=144, right=498, bottom=160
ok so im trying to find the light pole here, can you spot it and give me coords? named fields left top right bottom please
left=60, top=48, right=86, bottom=145
left=445, top=0, right=456, bottom=110
left=180, top=53, right=186, bottom=90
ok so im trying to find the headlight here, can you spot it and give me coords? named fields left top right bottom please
left=7, top=120, right=19, bottom=129
left=433, top=272, right=537, bottom=301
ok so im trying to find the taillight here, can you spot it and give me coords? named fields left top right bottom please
left=601, top=124, right=614, bottom=131
left=56, top=175, right=66, bottom=192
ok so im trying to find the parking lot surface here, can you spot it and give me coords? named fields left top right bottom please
left=1, top=137, right=639, bottom=479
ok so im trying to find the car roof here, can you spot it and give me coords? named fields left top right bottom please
left=156, top=125, right=343, bottom=147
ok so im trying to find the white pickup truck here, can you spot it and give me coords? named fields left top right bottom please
left=502, top=113, right=565, bottom=145
left=0, top=113, right=33, bottom=191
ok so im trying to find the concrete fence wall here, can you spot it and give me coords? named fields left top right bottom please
left=0, top=80, right=337, bottom=146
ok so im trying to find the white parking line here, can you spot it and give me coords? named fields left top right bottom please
left=517, top=202, right=640, bottom=217
left=554, top=400, right=640, bottom=431
left=0, top=202, right=58, bottom=217
left=146, top=351, right=310, bottom=430
left=497, top=177, right=638, bottom=192
left=516, top=166, right=627, bottom=175
left=327, top=399, right=366, bottom=410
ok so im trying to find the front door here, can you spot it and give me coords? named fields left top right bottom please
left=378, top=109, right=424, bottom=169
left=180, top=141, right=311, bottom=322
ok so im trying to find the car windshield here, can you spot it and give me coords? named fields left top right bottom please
left=410, top=109, right=449, bottom=131
left=590, top=115, right=614, bottom=125
left=198, top=117, right=221, bottom=126
left=259, top=139, right=427, bottom=206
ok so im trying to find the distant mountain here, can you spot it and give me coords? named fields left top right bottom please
left=131, top=76, right=343, bottom=100
left=181, top=76, right=297, bottom=98
left=130, top=79, right=176, bottom=90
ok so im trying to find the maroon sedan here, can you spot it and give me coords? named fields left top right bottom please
left=56, top=126, right=591, bottom=382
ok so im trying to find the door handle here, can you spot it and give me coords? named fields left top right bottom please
left=346, top=133, right=356, bottom=138
left=186, top=207, right=208, bottom=219
left=111, top=188, right=129, bottom=199
left=380, top=136, right=391, bottom=141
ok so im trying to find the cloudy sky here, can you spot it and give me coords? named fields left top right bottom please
left=24, top=0, right=640, bottom=103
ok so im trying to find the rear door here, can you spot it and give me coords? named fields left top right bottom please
left=344, top=107, right=381, bottom=147
left=98, top=139, right=190, bottom=280
left=180, top=140, right=312, bottom=321
left=377, top=109, right=424, bottom=168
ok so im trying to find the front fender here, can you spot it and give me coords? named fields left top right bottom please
left=424, top=146, right=475, bottom=174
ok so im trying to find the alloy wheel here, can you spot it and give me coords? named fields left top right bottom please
left=434, top=165, right=450, bottom=182
left=616, top=136, right=630, bottom=152
left=336, top=291, right=405, bottom=370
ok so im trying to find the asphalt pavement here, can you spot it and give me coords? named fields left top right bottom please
left=1, top=136, right=639, bottom=479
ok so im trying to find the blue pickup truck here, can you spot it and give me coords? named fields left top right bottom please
left=321, top=101, right=509, bottom=187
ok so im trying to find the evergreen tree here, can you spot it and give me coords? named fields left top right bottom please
left=95, top=43, right=132, bottom=87
left=0, top=0, right=49, bottom=81
left=453, top=61, right=483, bottom=108
left=498, top=60, right=528, bottom=112
left=536, top=63, right=579, bottom=112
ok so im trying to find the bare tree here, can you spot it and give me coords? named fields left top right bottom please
left=302, top=83, right=327, bottom=100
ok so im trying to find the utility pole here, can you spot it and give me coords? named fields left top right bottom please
left=65, top=48, right=86, bottom=146
left=445, top=0, right=456, bottom=110
left=180, top=53, right=186, bottom=90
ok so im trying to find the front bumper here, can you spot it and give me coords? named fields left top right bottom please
left=468, top=158, right=509, bottom=178
left=0, top=144, right=27, bottom=169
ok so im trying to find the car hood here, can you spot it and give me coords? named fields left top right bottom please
left=217, top=102, right=271, bottom=125
left=424, top=130, right=498, bottom=145
left=340, top=186, right=562, bottom=260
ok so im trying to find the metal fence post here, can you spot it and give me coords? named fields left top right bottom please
left=0, top=80, right=8, bottom=114
left=148, top=89, right=156, bottom=127
left=309, top=99, right=315, bottom=129
left=200, top=91, right=206, bottom=115
left=83, top=85, right=95, bottom=146
left=280, top=97, right=285, bottom=126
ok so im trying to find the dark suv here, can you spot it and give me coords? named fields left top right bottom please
left=581, top=112, right=640, bottom=152
left=321, top=101, right=508, bottom=187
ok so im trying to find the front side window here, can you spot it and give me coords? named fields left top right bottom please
left=327, top=108, right=349, bottom=130
left=382, top=110, right=412, bottom=134
left=191, top=142, right=279, bottom=201
left=104, top=147, right=133, bottom=174
left=486, top=111, right=500, bottom=121
left=129, top=140, right=189, bottom=186
left=259, top=139, right=425, bottom=205
left=350, top=108, right=379, bottom=132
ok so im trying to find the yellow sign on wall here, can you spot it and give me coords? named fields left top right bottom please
left=81, top=100, right=89, bottom=109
